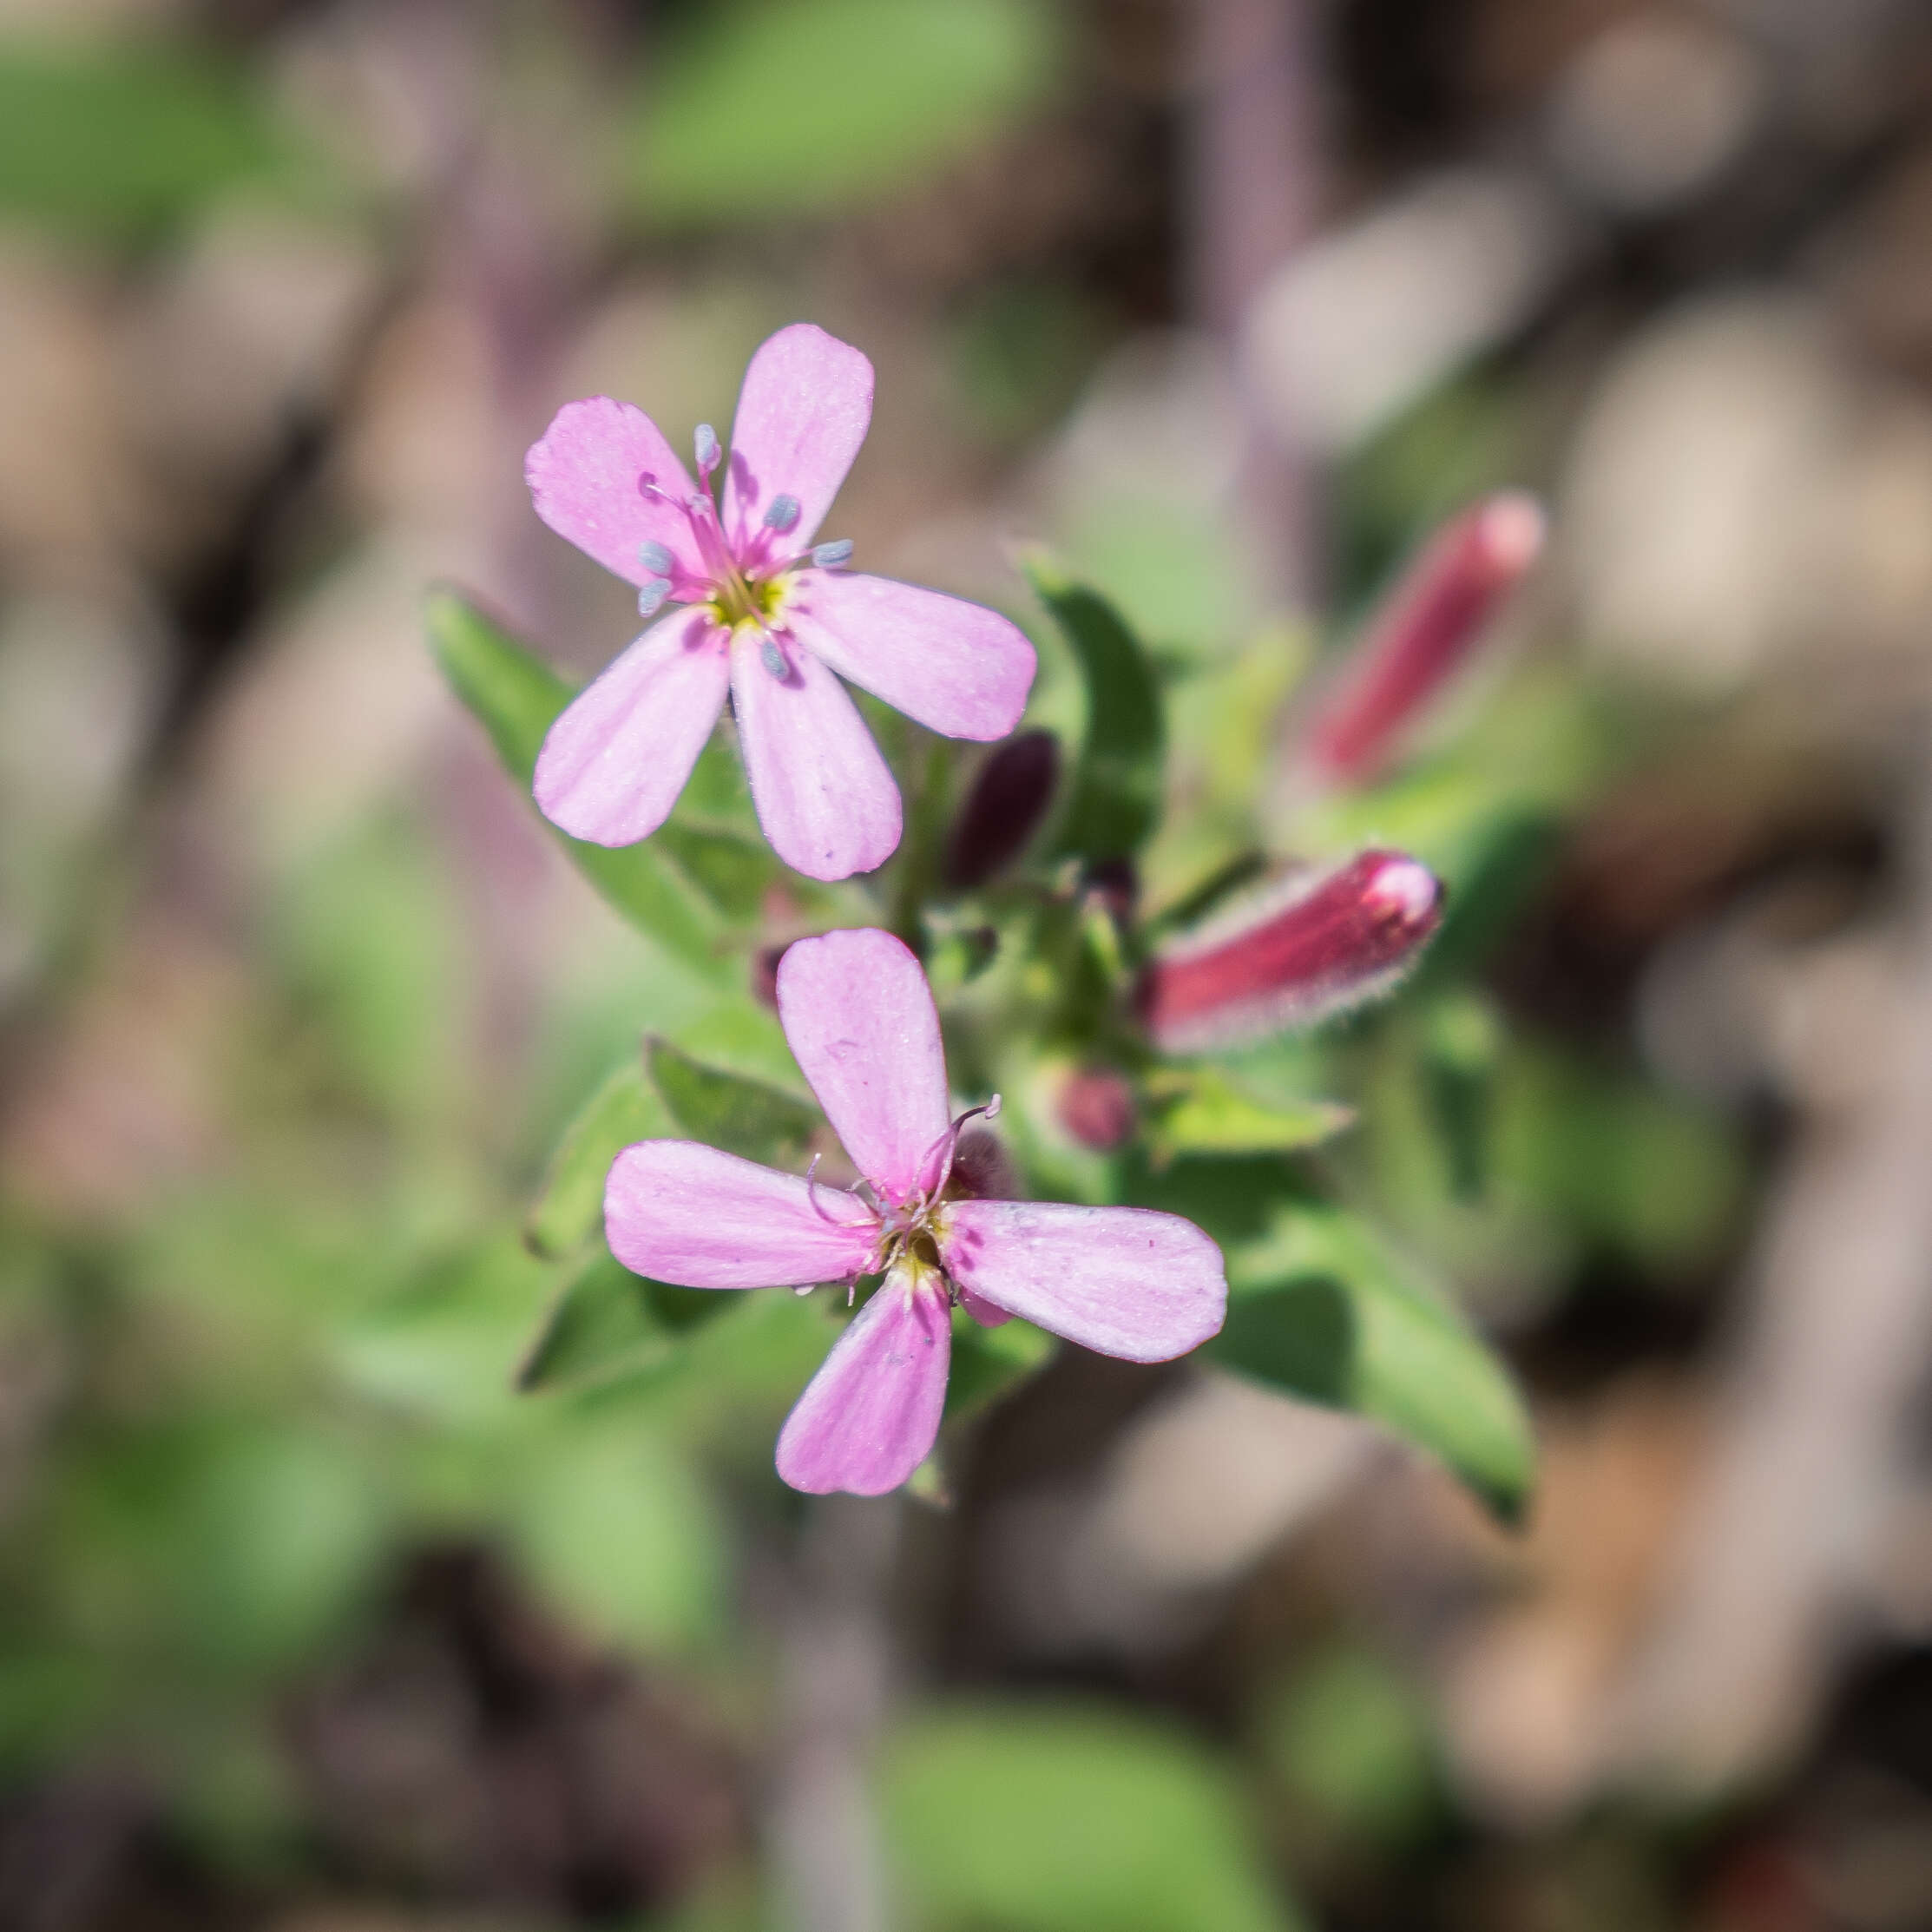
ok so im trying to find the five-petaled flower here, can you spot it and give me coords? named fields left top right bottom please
left=604, top=927, right=1228, bottom=1496
left=526, top=325, right=1037, bottom=881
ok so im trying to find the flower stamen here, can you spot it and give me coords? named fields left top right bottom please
left=917, top=1095, right=1002, bottom=1213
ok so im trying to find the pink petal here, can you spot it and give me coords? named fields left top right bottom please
left=958, top=1287, right=1012, bottom=1329
left=533, top=609, right=731, bottom=846
left=729, top=633, right=901, bottom=881
left=605, top=1140, right=877, bottom=1289
left=775, top=1265, right=951, bottom=1496
left=526, top=398, right=706, bottom=587
left=773, top=927, right=951, bottom=1206
left=938, top=1200, right=1226, bottom=1362
left=723, top=324, right=873, bottom=555
left=782, top=573, right=1036, bottom=742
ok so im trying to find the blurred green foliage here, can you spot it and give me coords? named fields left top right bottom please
left=1262, top=1645, right=1442, bottom=1850
left=0, top=38, right=306, bottom=240
left=883, top=1705, right=1308, bottom=1932
left=632, top=0, right=1061, bottom=226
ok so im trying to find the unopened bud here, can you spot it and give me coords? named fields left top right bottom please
left=950, top=1126, right=1021, bottom=1202
left=1295, top=492, right=1545, bottom=787
left=752, top=943, right=785, bottom=1009
left=1138, top=850, right=1442, bottom=1052
left=943, top=729, right=1060, bottom=888
left=1056, top=1067, right=1138, bottom=1151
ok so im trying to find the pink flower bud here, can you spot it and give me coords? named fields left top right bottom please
left=1056, top=1068, right=1138, bottom=1151
left=1138, top=850, right=1442, bottom=1053
left=1296, top=492, right=1545, bottom=787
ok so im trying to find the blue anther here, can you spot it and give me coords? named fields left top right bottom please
left=638, top=540, right=675, bottom=576
left=637, top=577, right=671, bottom=619
left=762, top=493, right=801, bottom=532
left=693, top=423, right=719, bottom=473
left=760, top=635, right=789, bottom=680
left=812, top=539, right=853, bottom=568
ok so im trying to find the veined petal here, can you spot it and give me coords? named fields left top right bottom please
left=534, top=609, right=730, bottom=846
left=784, top=573, right=1035, bottom=742
left=774, top=927, right=951, bottom=1206
left=526, top=397, right=706, bottom=587
left=938, top=1200, right=1226, bottom=1363
left=729, top=632, right=901, bottom=882
left=775, top=1265, right=950, bottom=1496
left=723, top=324, right=873, bottom=555
left=605, top=1140, right=877, bottom=1289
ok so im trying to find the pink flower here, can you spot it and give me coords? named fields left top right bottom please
left=1139, top=849, right=1442, bottom=1053
left=526, top=325, right=1037, bottom=881
left=604, top=928, right=1227, bottom=1496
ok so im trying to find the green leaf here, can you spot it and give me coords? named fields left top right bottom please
left=525, top=1056, right=671, bottom=1260
left=1147, top=1068, right=1353, bottom=1164
left=647, top=1036, right=821, bottom=1165
left=631, top=0, right=1058, bottom=227
left=425, top=590, right=730, bottom=976
left=516, top=1247, right=726, bottom=1394
left=882, top=1705, right=1308, bottom=1932
left=1025, top=553, right=1166, bottom=864
left=1215, top=1204, right=1534, bottom=1521
left=944, top=1309, right=1054, bottom=1424
left=1114, top=1150, right=1311, bottom=1250
left=653, top=822, right=775, bottom=920
left=0, top=40, right=302, bottom=240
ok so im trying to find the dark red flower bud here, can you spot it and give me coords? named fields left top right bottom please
left=751, top=943, right=785, bottom=1009
left=948, top=1126, right=1022, bottom=1200
left=1138, top=850, right=1442, bottom=1052
left=1055, top=1067, right=1138, bottom=1151
left=1295, top=493, right=1544, bottom=787
left=944, top=729, right=1060, bottom=889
